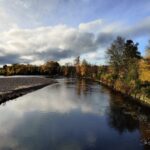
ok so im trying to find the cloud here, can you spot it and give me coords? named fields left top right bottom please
left=0, top=8, right=18, bottom=31
left=0, top=16, right=150, bottom=65
left=0, top=0, right=150, bottom=30
left=123, top=17, right=150, bottom=38
left=96, top=33, right=114, bottom=47
left=0, top=25, right=100, bottom=65
left=79, top=19, right=103, bottom=32
left=0, top=54, right=21, bottom=65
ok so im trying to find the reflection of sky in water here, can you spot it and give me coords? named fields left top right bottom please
left=0, top=81, right=109, bottom=115
left=0, top=79, right=146, bottom=150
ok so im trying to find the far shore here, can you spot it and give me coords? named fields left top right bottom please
left=0, top=77, right=57, bottom=104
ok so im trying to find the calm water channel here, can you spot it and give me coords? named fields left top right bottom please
left=0, top=78, right=150, bottom=150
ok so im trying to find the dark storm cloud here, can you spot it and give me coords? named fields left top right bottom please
left=35, top=49, right=74, bottom=61
left=0, top=54, right=21, bottom=65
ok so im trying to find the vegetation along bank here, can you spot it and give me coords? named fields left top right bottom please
left=0, top=36, right=150, bottom=107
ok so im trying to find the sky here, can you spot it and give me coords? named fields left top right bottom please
left=0, top=0, right=150, bottom=65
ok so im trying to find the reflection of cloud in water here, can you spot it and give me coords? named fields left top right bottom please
left=0, top=82, right=109, bottom=136
left=0, top=112, right=141, bottom=150
left=0, top=82, right=109, bottom=115
left=0, top=80, right=147, bottom=150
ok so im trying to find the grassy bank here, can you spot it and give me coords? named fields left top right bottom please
left=89, top=77, right=150, bottom=108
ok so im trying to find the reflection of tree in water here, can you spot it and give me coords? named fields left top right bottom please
left=140, top=122, right=150, bottom=147
left=107, top=96, right=139, bottom=134
left=107, top=91, right=150, bottom=147
left=65, top=79, right=150, bottom=148
left=75, top=79, right=93, bottom=96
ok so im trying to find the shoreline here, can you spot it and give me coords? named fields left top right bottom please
left=0, top=77, right=57, bottom=104
left=98, top=79, right=150, bottom=108
left=83, top=77, right=150, bottom=108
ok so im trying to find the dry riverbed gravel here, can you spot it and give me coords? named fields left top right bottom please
left=0, top=77, right=56, bottom=103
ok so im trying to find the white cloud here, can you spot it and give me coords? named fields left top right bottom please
left=101, top=22, right=123, bottom=34
left=59, top=57, right=75, bottom=65
left=79, top=19, right=103, bottom=33
left=0, top=24, right=99, bottom=64
left=0, top=16, right=149, bottom=65
left=0, top=8, right=18, bottom=31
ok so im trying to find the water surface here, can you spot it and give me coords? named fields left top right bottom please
left=0, top=78, right=150, bottom=150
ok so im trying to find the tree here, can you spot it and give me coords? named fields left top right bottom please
left=80, top=59, right=88, bottom=77
left=62, top=63, right=76, bottom=77
left=122, top=40, right=141, bottom=82
left=123, top=40, right=141, bottom=60
left=74, top=56, right=80, bottom=66
left=74, top=56, right=81, bottom=76
left=41, top=61, right=60, bottom=75
left=146, top=40, right=150, bottom=58
left=3, top=65, right=8, bottom=75
left=106, top=36, right=125, bottom=76
left=107, top=36, right=142, bottom=90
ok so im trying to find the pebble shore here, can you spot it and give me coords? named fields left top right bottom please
left=0, top=77, right=56, bottom=104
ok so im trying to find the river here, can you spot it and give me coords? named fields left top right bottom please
left=0, top=78, right=149, bottom=150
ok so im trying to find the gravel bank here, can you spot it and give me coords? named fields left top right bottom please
left=0, top=77, right=57, bottom=103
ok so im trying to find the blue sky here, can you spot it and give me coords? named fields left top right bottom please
left=0, top=0, right=149, bottom=65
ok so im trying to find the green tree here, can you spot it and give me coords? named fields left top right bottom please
left=123, top=40, right=141, bottom=60
left=106, top=36, right=125, bottom=77
left=122, top=40, right=141, bottom=82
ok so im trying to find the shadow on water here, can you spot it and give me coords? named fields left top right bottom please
left=105, top=86, right=150, bottom=149
left=64, top=79, right=150, bottom=149
left=76, top=79, right=150, bottom=148
left=0, top=78, right=149, bottom=150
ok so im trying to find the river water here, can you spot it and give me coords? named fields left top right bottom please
left=0, top=78, right=150, bottom=150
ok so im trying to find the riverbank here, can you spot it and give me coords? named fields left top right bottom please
left=83, top=77, right=150, bottom=108
left=97, top=79, right=150, bottom=108
left=0, top=77, right=57, bottom=104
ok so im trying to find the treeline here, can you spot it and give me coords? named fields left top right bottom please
left=0, top=61, right=60, bottom=76
left=0, top=59, right=99, bottom=78
left=1, top=36, right=150, bottom=102
left=98, top=37, right=150, bottom=101
left=63, top=37, right=150, bottom=102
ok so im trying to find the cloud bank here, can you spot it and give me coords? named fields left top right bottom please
left=0, top=18, right=150, bottom=65
left=0, top=25, right=99, bottom=64
left=0, top=0, right=149, bottom=65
